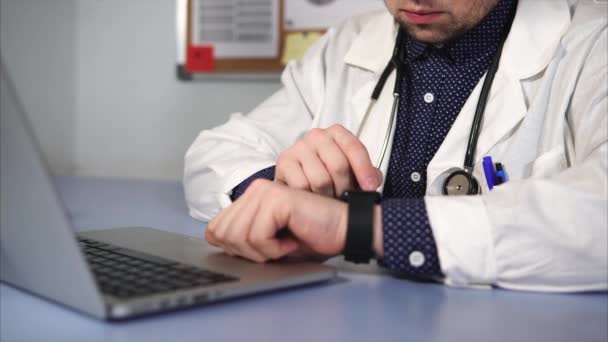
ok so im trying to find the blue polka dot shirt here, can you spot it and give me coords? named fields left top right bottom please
left=381, top=0, right=514, bottom=277
left=232, top=0, right=515, bottom=278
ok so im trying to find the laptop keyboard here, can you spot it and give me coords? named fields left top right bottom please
left=78, top=237, right=237, bottom=299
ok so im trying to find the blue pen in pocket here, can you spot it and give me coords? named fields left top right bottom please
left=495, top=163, right=506, bottom=185
left=482, top=156, right=496, bottom=190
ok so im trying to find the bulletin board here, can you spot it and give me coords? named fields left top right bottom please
left=176, top=0, right=385, bottom=81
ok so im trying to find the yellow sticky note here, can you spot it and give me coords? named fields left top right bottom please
left=281, top=32, right=323, bottom=65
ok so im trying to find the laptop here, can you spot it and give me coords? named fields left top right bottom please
left=0, top=59, right=336, bottom=320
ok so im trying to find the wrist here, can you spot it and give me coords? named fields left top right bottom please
left=337, top=201, right=349, bottom=253
left=373, top=205, right=384, bottom=258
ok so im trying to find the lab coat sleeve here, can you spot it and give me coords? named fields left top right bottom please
left=183, top=31, right=335, bottom=221
left=425, top=28, right=608, bottom=292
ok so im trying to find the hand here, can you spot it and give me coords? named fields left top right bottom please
left=205, top=179, right=348, bottom=263
left=274, top=124, right=383, bottom=198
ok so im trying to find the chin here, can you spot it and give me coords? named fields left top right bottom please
left=402, top=25, right=450, bottom=44
left=407, top=30, right=444, bottom=44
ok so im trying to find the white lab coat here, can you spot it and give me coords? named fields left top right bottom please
left=184, top=0, right=608, bottom=292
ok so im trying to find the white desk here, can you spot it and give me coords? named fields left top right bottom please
left=1, top=176, right=607, bottom=342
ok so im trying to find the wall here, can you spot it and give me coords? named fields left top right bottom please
left=1, top=0, right=281, bottom=180
left=73, top=0, right=281, bottom=180
left=1, top=0, right=77, bottom=176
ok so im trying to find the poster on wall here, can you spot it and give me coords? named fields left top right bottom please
left=176, top=0, right=386, bottom=80
left=191, top=0, right=280, bottom=58
left=284, top=0, right=385, bottom=31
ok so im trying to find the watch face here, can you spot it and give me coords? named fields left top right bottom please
left=341, top=191, right=381, bottom=203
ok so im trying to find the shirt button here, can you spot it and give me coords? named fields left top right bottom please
left=411, top=172, right=421, bottom=182
left=424, top=92, right=434, bottom=103
left=409, top=251, right=425, bottom=267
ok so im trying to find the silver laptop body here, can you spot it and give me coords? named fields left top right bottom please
left=0, top=60, right=335, bottom=320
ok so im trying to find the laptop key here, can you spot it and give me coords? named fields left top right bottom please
left=110, top=248, right=178, bottom=266
left=148, top=283, right=173, bottom=292
left=191, top=278, right=214, bottom=286
left=114, top=290, right=135, bottom=298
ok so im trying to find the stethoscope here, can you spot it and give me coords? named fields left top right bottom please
left=357, top=6, right=515, bottom=196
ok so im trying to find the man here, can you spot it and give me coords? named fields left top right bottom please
left=184, top=0, right=607, bottom=292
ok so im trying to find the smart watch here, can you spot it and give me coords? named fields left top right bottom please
left=341, top=191, right=381, bottom=264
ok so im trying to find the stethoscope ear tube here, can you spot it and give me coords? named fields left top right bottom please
left=360, top=27, right=404, bottom=168
left=375, top=93, right=399, bottom=169
left=463, top=41, right=505, bottom=170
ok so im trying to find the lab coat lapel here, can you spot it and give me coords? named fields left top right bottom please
left=343, top=11, right=396, bottom=76
left=426, top=0, right=571, bottom=193
left=345, top=12, right=399, bottom=177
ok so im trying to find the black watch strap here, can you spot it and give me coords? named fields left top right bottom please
left=342, top=191, right=381, bottom=264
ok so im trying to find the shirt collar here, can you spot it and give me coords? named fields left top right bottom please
left=404, top=0, right=516, bottom=65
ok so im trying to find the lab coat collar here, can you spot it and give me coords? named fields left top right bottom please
left=343, top=0, right=571, bottom=80
left=343, top=11, right=398, bottom=75
left=500, top=0, right=571, bottom=80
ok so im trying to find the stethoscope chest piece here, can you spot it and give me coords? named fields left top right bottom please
left=442, top=170, right=480, bottom=195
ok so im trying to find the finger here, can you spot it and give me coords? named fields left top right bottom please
left=222, top=196, right=268, bottom=263
left=248, top=191, right=300, bottom=260
left=296, top=143, right=334, bottom=197
left=205, top=229, right=219, bottom=246
left=313, top=137, right=356, bottom=196
left=207, top=208, right=234, bottom=253
left=252, top=233, right=300, bottom=261
left=221, top=179, right=275, bottom=259
left=226, top=240, right=267, bottom=261
left=206, top=205, right=231, bottom=247
left=327, top=124, right=380, bottom=191
left=374, top=168, right=384, bottom=186
left=230, top=239, right=268, bottom=263
left=209, top=197, right=249, bottom=256
left=285, top=244, right=328, bottom=262
left=275, top=155, right=310, bottom=191
left=206, top=200, right=235, bottom=247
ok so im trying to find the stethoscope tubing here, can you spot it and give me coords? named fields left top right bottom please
left=356, top=29, right=403, bottom=169
left=360, top=0, right=517, bottom=193
left=376, top=92, right=399, bottom=169
left=464, top=39, right=506, bottom=171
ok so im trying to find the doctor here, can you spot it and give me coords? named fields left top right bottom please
left=184, top=0, right=608, bottom=292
